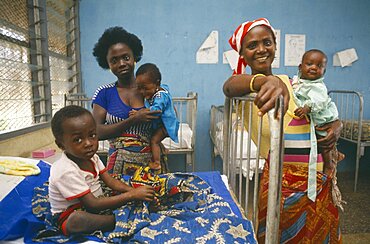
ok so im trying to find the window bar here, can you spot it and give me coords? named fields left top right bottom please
left=28, top=0, right=52, bottom=123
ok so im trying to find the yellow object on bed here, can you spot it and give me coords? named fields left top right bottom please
left=0, top=159, right=41, bottom=176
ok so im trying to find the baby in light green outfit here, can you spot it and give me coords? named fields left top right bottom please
left=293, top=49, right=344, bottom=176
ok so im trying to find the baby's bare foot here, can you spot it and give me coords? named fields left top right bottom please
left=336, top=152, right=345, bottom=162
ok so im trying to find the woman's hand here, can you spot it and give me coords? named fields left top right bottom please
left=92, top=104, right=161, bottom=140
left=129, top=109, right=137, bottom=117
left=131, top=108, right=161, bottom=123
left=223, top=74, right=289, bottom=116
left=254, top=75, right=290, bottom=116
left=316, top=120, right=342, bottom=151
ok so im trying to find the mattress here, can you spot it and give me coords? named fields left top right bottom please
left=341, top=120, right=370, bottom=141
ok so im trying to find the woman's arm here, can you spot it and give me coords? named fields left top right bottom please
left=316, top=119, right=342, bottom=151
left=223, top=74, right=255, bottom=97
left=92, top=104, right=160, bottom=140
left=223, top=74, right=290, bottom=116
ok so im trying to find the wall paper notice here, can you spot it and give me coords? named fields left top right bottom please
left=284, top=34, right=305, bottom=66
left=223, top=49, right=239, bottom=70
left=196, top=31, right=218, bottom=64
left=333, top=48, right=358, bottom=67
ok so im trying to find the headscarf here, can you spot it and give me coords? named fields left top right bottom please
left=229, top=18, right=275, bottom=75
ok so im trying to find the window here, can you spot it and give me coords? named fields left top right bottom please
left=0, top=0, right=81, bottom=138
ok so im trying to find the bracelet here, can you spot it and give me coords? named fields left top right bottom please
left=250, top=74, right=266, bottom=92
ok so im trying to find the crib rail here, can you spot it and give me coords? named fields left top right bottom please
left=329, top=90, right=363, bottom=142
left=210, top=105, right=224, bottom=169
left=223, top=94, right=284, bottom=243
left=65, top=92, right=198, bottom=172
left=64, top=93, right=108, bottom=157
left=64, top=93, right=91, bottom=109
left=328, top=90, right=370, bottom=192
left=165, top=92, right=198, bottom=172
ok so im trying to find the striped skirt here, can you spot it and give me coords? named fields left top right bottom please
left=257, top=117, right=342, bottom=243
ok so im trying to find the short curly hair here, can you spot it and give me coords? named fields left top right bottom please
left=51, top=105, right=94, bottom=142
left=301, top=49, right=327, bottom=63
left=136, top=63, right=162, bottom=85
left=93, top=26, right=143, bottom=69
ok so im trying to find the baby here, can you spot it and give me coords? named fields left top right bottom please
left=49, top=105, right=155, bottom=235
left=293, top=49, right=344, bottom=175
left=132, top=63, right=179, bottom=171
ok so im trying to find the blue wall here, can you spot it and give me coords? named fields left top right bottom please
left=79, top=0, right=370, bottom=172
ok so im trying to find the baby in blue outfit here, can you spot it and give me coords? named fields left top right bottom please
left=133, top=63, right=179, bottom=170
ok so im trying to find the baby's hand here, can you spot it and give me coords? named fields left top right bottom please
left=294, top=106, right=309, bottom=119
left=149, top=196, right=161, bottom=212
left=129, top=185, right=155, bottom=201
left=129, top=109, right=138, bottom=117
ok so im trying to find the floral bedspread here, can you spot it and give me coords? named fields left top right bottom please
left=31, top=168, right=256, bottom=243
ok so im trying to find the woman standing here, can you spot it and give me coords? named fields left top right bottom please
left=223, top=18, right=342, bottom=243
left=92, top=27, right=167, bottom=175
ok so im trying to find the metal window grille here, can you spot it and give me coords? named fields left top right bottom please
left=0, top=0, right=81, bottom=136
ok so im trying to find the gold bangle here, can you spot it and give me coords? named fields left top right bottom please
left=250, top=74, right=266, bottom=92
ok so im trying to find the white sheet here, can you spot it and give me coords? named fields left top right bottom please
left=162, top=123, right=192, bottom=149
left=97, top=123, right=193, bottom=152
left=221, top=174, right=230, bottom=190
left=214, top=122, right=265, bottom=180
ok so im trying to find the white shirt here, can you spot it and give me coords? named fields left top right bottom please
left=48, top=152, right=107, bottom=214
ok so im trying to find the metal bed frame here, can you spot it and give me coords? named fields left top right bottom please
left=166, top=92, right=197, bottom=172
left=329, top=90, right=370, bottom=192
left=64, top=92, right=198, bottom=172
left=64, top=93, right=91, bottom=109
left=210, top=104, right=225, bottom=170
left=222, top=94, right=284, bottom=243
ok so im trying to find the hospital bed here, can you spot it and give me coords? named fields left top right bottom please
left=211, top=94, right=285, bottom=242
left=1, top=94, right=284, bottom=243
left=329, top=90, right=370, bottom=192
left=210, top=105, right=265, bottom=180
left=0, top=156, right=256, bottom=243
left=65, top=92, right=198, bottom=172
left=161, top=92, right=197, bottom=172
